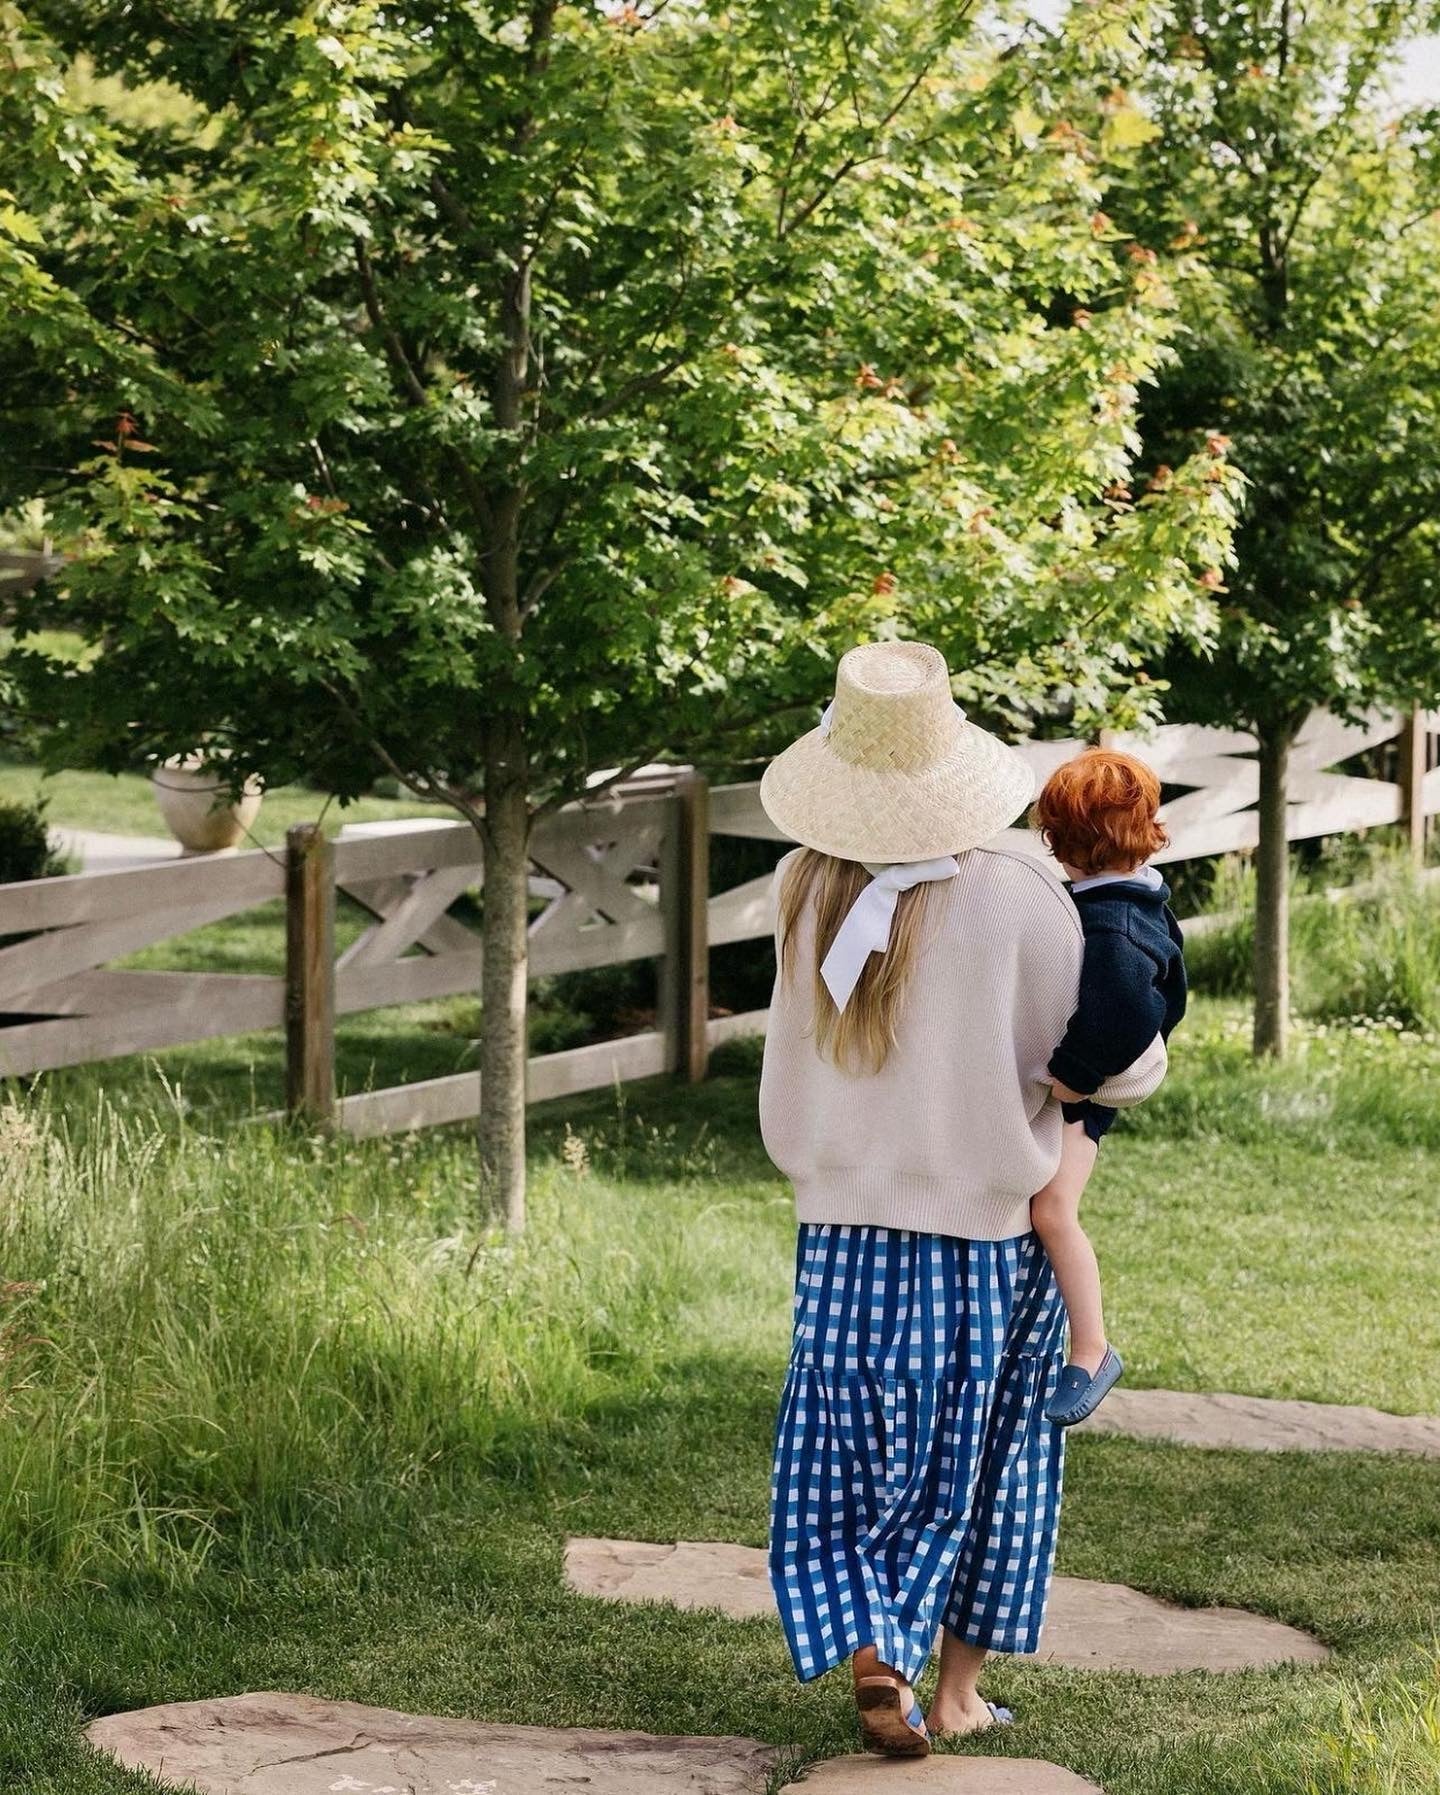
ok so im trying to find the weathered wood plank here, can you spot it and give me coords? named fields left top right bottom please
left=329, top=1029, right=670, bottom=1138
left=658, top=774, right=709, bottom=1082
left=1294, top=706, right=1400, bottom=764
left=708, top=783, right=788, bottom=841
left=705, top=1008, right=769, bottom=1046
left=529, top=911, right=664, bottom=975
left=1400, top=705, right=1427, bottom=864
left=333, top=1070, right=480, bottom=1138
left=0, top=981, right=285, bottom=1076
left=527, top=1030, right=669, bottom=1102
left=1155, top=811, right=1261, bottom=861
left=1096, top=722, right=1258, bottom=768
left=1286, top=779, right=1403, bottom=837
left=0, top=969, right=279, bottom=1019
left=1149, top=758, right=1259, bottom=828
left=535, top=793, right=672, bottom=848
left=330, top=821, right=481, bottom=884
left=527, top=834, right=661, bottom=927
left=0, top=889, right=271, bottom=1009
left=708, top=871, right=779, bottom=947
left=1011, top=739, right=1088, bottom=782
left=335, top=906, right=667, bottom=1001
left=336, top=950, right=481, bottom=1015
left=338, top=874, right=479, bottom=958
left=0, top=843, right=282, bottom=935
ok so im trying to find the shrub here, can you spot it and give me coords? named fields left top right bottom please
left=0, top=797, right=68, bottom=885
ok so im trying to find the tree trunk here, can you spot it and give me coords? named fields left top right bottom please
left=1252, top=715, right=1294, bottom=1059
left=474, top=6, right=550, bottom=1228
left=479, top=715, right=531, bottom=1232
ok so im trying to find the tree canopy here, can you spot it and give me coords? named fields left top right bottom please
left=1, top=0, right=1240, bottom=1218
left=1112, top=0, right=1440, bottom=1053
left=2, top=2, right=1240, bottom=785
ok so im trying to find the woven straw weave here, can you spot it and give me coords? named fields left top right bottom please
left=761, top=641, right=1034, bottom=861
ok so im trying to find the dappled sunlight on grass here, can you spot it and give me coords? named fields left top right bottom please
left=3, top=1000, right=1440, bottom=1794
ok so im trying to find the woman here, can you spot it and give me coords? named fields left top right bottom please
left=759, top=640, right=1162, bottom=1756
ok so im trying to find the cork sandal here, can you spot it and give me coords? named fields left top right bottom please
left=855, top=1675, right=931, bottom=1757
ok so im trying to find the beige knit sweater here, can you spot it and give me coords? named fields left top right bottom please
left=759, top=846, right=1166, bottom=1240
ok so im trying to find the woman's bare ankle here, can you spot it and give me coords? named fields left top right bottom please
left=926, top=1690, right=997, bottom=1735
left=852, top=1645, right=911, bottom=1698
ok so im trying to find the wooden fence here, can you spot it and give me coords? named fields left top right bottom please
left=0, top=706, right=1436, bottom=1136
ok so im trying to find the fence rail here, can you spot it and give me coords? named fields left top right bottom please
left=0, top=706, right=1435, bottom=1133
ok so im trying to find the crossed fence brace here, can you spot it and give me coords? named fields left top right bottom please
left=0, top=710, right=1433, bottom=1135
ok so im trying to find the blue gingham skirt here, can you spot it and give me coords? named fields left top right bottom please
left=768, top=1224, right=1066, bottom=1684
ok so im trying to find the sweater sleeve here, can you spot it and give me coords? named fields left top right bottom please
left=1048, top=926, right=1168, bottom=1095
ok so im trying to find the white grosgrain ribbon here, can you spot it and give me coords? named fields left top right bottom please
left=819, top=856, right=960, bottom=1014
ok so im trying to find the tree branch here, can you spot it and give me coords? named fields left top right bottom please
left=354, top=239, right=430, bottom=411
left=318, top=676, right=494, bottom=842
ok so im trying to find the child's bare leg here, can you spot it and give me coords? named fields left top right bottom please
left=1031, top=1121, right=1105, bottom=1373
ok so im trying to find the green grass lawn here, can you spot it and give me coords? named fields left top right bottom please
left=0, top=756, right=439, bottom=847
left=4, top=1000, right=1440, bottom=1793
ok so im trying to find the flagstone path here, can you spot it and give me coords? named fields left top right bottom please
left=563, top=1537, right=1330, bottom=1675
left=95, top=1384, right=1440, bottom=1795
left=86, top=1691, right=1104, bottom=1795
left=794, top=1760, right=1102, bottom=1793
left=85, top=1693, right=779, bottom=1795
left=1079, top=1387, right=1440, bottom=1457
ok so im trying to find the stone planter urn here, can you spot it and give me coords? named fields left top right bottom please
left=151, top=755, right=263, bottom=854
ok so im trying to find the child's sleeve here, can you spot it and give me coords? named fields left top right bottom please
left=1048, top=927, right=1169, bottom=1096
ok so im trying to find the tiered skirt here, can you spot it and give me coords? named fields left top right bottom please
left=769, top=1223, right=1066, bottom=1684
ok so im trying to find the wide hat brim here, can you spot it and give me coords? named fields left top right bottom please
left=760, top=713, right=1035, bottom=862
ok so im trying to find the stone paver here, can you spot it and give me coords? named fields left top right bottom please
left=781, top=1758, right=1101, bottom=1793
left=571, top=1537, right=777, bottom=1619
left=86, top=1692, right=779, bottom=1795
left=1032, top=1576, right=1326, bottom=1674
left=1080, top=1387, right=1440, bottom=1457
left=565, top=1537, right=1329, bottom=1674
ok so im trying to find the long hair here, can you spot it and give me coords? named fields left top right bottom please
left=777, top=849, right=939, bottom=1075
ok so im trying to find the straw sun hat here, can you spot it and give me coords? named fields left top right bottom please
left=760, top=641, right=1034, bottom=863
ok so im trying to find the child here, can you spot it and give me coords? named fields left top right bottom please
left=1030, top=748, right=1187, bottom=1427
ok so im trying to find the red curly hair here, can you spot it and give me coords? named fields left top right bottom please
left=1033, top=748, right=1168, bottom=878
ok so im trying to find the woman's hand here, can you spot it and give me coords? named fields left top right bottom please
left=1049, top=1078, right=1086, bottom=1104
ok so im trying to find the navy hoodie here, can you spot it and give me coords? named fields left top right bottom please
left=1048, top=872, right=1188, bottom=1099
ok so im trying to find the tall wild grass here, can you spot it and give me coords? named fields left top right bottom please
left=1186, top=854, right=1440, bottom=1032
left=0, top=1096, right=789, bottom=1582
left=1269, top=1654, right=1440, bottom=1795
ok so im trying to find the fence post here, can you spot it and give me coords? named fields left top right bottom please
left=660, top=770, right=710, bottom=1083
left=285, top=822, right=336, bottom=1124
left=1399, top=704, right=1428, bottom=869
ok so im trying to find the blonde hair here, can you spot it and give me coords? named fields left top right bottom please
left=777, top=849, right=938, bottom=1075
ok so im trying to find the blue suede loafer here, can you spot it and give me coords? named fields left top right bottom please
left=1045, top=1345, right=1124, bottom=1427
